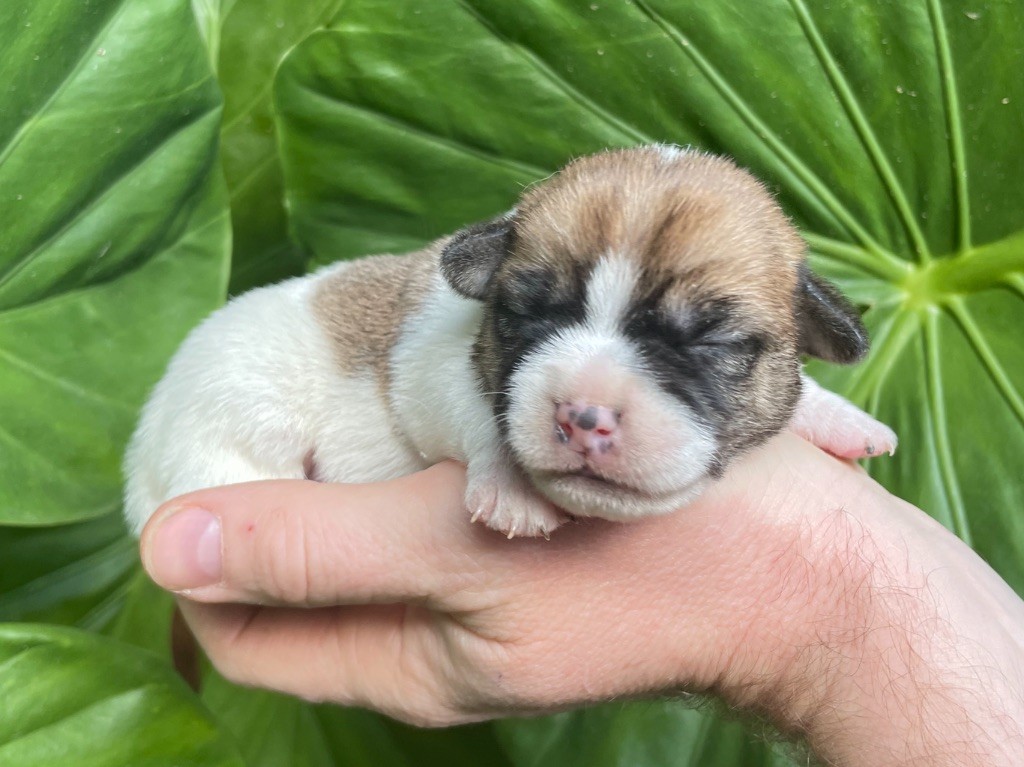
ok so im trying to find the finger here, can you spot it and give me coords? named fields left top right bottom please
left=140, top=462, right=478, bottom=608
left=178, top=599, right=474, bottom=726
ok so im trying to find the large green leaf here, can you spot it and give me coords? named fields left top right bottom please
left=0, top=513, right=134, bottom=628
left=217, top=0, right=344, bottom=293
left=0, top=0, right=231, bottom=525
left=203, top=669, right=514, bottom=767
left=267, top=0, right=1024, bottom=764
left=0, top=624, right=242, bottom=766
left=495, top=704, right=801, bottom=767
left=273, top=0, right=1024, bottom=590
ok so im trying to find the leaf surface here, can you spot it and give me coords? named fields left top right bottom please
left=0, top=0, right=231, bottom=524
left=203, top=670, right=514, bottom=767
left=217, top=0, right=344, bottom=292
left=267, top=1, right=1024, bottom=764
left=274, top=0, right=1024, bottom=592
left=0, top=624, right=242, bottom=767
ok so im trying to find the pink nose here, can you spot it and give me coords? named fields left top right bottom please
left=555, top=402, right=620, bottom=456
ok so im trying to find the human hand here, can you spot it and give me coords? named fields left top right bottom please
left=140, top=432, right=1024, bottom=766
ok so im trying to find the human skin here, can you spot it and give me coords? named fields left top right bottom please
left=140, top=432, right=1024, bottom=766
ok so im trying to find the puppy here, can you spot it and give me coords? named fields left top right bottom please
left=123, top=146, right=895, bottom=538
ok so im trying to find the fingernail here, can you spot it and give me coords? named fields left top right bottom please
left=144, top=507, right=222, bottom=590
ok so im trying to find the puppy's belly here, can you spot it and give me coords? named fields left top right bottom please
left=123, top=270, right=422, bottom=535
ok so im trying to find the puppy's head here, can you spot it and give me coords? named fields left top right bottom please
left=441, top=146, right=867, bottom=520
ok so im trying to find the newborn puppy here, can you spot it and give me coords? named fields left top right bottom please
left=123, top=146, right=896, bottom=538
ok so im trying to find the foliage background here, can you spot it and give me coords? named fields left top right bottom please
left=1, top=0, right=1021, bottom=764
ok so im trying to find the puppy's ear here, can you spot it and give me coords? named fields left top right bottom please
left=440, top=213, right=514, bottom=300
left=795, top=262, right=869, bottom=363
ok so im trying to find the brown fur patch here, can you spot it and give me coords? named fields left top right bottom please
left=311, top=244, right=439, bottom=392
left=511, top=147, right=804, bottom=330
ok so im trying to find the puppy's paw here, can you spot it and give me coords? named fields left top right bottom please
left=465, top=471, right=568, bottom=539
left=791, top=376, right=897, bottom=459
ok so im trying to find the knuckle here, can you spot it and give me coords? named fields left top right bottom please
left=251, top=504, right=319, bottom=604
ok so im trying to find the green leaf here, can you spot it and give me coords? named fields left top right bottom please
left=104, top=566, right=176, bottom=657
left=0, top=514, right=134, bottom=627
left=269, top=0, right=1024, bottom=763
left=217, top=0, right=344, bottom=293
left=0, top=0, right=230, bottom=525
left=0, top=511, right=174, bottom=656
left=495, top=703, right=801, bottom=767
left=273, top=0, right=1024, bottom=591
left=0, top=624, right=242, bottom=766
left=203, top=669, right=514, bottom=767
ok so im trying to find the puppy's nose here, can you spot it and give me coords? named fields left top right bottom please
left=555, top=402, right=620, bottom=456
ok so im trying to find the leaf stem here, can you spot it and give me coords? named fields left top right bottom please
left=803, top=233, right=911, bottom=282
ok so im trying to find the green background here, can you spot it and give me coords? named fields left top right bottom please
left=1, top=0, right=1021, bottom=763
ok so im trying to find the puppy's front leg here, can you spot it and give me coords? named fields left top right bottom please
left=789, top=374, right=897, bottom=459
left=465, top=447, right=569, bottom=539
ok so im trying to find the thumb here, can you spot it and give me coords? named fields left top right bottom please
left=139, top=463, right=473, bottom=608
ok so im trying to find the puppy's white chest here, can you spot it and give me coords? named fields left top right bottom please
left=389, top=283, right=494, bottom=463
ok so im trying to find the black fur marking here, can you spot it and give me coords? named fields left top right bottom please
left=624, top=296, right=766, bottom=429
left=795, top=262, right=868, bottom=363
left=706, top=456, right=725, bottom=479
left=489, top=264, right=590, bottom=431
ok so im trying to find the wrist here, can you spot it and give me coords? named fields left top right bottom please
left=711, top=478, right=1024, bottom=766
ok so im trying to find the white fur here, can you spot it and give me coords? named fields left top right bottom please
left=122, top=264, right=423, bottom=535
left=389, top=280, right=566, bottom=537
left=124, top=257, right=895, bottom=539
left=504, top=322, right=716, bottom=520
left=389, top=276, right=494, bottom=463
left=651, top=143, right=685, bottom=162
left=584, top=255, right=638, bottom=333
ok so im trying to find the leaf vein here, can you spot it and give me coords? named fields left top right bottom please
left=926, top=0, right=970, bottom=251
left=453, top=0, right=652, bottom=145
left=0, top=0, right=132, bottom=168
left=285, top=78, right=549, bottom=181
left=923, top=309, right=972, bottom=544
left=0, top=105, right=221, bottom=304
left=787, top=0, right=931, bottom=260
left=631, top=0, right=901, bottom=265
left=0, top=347, right=133, bottom=411
left=945, top=299, right=1024, bottom=431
